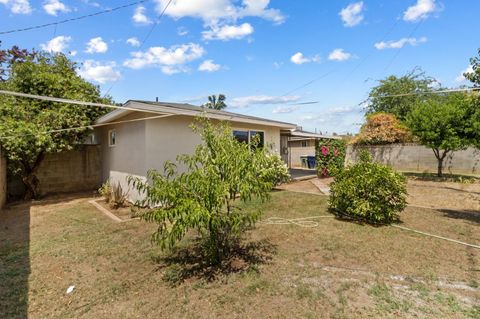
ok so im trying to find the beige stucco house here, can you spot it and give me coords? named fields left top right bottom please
left=95, top=100, right=297, bottom=201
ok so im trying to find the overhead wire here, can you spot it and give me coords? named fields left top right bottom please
left=103, top=0, right=174, bottom=98
left=0, top=0, right=149, bottom=35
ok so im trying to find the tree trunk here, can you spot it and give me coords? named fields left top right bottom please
left=437, top=157, right=444, bottom=178
left=433, top=148, right=449, bottom=178
left=20, top=152, right=45, bottom=200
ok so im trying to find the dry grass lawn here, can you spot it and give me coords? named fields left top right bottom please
left=0, top=191, right=479, bottom=318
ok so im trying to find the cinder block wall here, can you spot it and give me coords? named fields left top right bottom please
left=7, top=145, right=102, bottom=198
left=0, top=148, right=6, bottom=209
left=346, top=144, right=480, bottom=176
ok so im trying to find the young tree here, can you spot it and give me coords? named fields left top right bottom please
left=406, top=93, right=472, bottom=177
left=351, top=112, right=414, bottom=145
left=129, top=117, right=289, bottom=264
left=204, top=94, right=227, bottom=110
left=366, top=68, right=436, bottom=120
left=0, top=51, right=112, bottom=199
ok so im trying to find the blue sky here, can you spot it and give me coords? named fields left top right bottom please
left=1, top=0, right=478, bottom=133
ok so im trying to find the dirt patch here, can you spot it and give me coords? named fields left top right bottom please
left=407, top=179, right=480, bottom=212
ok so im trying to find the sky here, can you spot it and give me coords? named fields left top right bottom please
left=1, top=0, right=478, bottom=134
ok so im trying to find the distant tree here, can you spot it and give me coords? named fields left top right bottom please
left=366, top=68, right=436, bottom=121
left=204, top=94, right=227, bottom=110
left=0, top=41, right=36, bottom=81
left=0, top=51, right=112, bottom=199
left=464, top=49, right=480, bottom=148
left=351, top=113, right=413, bottom=145
left=406, top=93, right=473, bottom=177
left=465, top=48, right=480, bottom=87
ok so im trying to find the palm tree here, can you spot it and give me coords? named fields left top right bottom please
left=204, top=94, right=227, bottom=110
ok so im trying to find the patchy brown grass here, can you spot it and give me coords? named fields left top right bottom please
left=0, top=191, right=479, bottom=318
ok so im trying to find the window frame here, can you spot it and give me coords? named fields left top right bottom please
left=108, top=129, right=117, bottom=147
left=232, top=128, right=266, bottom=148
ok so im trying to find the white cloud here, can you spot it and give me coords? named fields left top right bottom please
left=126, top=37, right=141, bottom=47
left=69, top=50, right=77, bottom=56
left=374, top=36, right=427, bottom=50
left=403, top=0, right=436, bottom=22
left=455, top=65, right=474, bottom=83
left=290, top=52, right=320, bottom=65
left=43, top=0, right=70, bottom=16
left=78, top=60, right=121, bottom=84
left=328, top=48, right=353, bottom=61
left=273, top=105, right=299, bottom=114
left=339, top=1, right=364, bottom=27
left=230, top=95, right=301, bottom=108
left=202, top=23, right=254, bottom=41
left=133, top=5, right=152, bottom=25
left=198, top=59, right=221, bottom=72
left=177, top=27, right=189, bottom=36
left=123, top=43, right=205, bottom=74
left=40, top=35, right=72, bottom=53
left=0, top=0, right=32, bottom=14
left=153, top=0, right=284, bottom=25
left=85, top=37, right=108, bottom=54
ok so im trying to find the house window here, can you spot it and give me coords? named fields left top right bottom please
left=233, top=130, right=249, bottom=144
left=108, top=130, right=116, bottom=147
left=233, top=130, right=265, bottom=148
left=301, top=141, right=307, bottom=147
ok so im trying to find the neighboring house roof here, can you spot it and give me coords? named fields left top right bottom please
left=96, top=100, right=297, bottom=129
left=286, top=130, right=342, bottom=140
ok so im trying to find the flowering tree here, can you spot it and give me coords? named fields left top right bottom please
left=315, top=138, right=346, bottom=177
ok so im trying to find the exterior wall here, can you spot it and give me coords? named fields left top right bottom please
left=346, top=144, right=480, bottom=176
left=0, top=148, right=6, bottom=209
left=289, top=146, right=316, bottom=168
left=99, top=114, right=283, bottom=202
left=96, top=112, right=148, bottom=202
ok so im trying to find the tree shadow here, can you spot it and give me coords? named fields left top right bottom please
left=151, top=238, right=277, bottom=285
left=437, top=209, right=480, bottom=225
left=0, top=202, right=31, bottom=318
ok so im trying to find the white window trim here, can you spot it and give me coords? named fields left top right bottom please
left=232, top=128, right=266, bottom=144
left=108, top=129, right=117, bottom=147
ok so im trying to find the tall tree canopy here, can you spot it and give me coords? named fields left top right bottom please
left=204, top=94, right=227, bottom=110
left=0, top=50, right=112, bottom=199
left=406, top=93, right=473, bottom=177
left=366, top=69, right=436, bottom=121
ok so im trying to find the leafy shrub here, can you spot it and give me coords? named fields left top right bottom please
left=315, top=138, right=346, bottom=177
left=98, top=181, right=112, bottom=203
left=328, top=151, right=407, bottom=224
left=351, top=112, right=414, bottom=145
left=260, top=154, right=290, bottom=186
left=129, top=117, right=284, bottom=264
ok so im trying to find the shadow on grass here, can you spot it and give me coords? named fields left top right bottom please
left=438, top=209, right=480, bottom=225
left=152, top=239, right=277, bottom=285
left=0, top=202, right=31, bottom=318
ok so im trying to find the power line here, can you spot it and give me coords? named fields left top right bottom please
left=140, top=0, right=174, bottom=48
left=0, top=0, right=149, bottom=35
left=0, top=90, right=161, bottom=114
left=103, top=0, right=174, bottom=98
left=376, top=87, right=480, bottom=98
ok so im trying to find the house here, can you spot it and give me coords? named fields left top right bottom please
left=280, top=130, right=341, bottom=168
left=95, top=100, right=297, bottom=201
